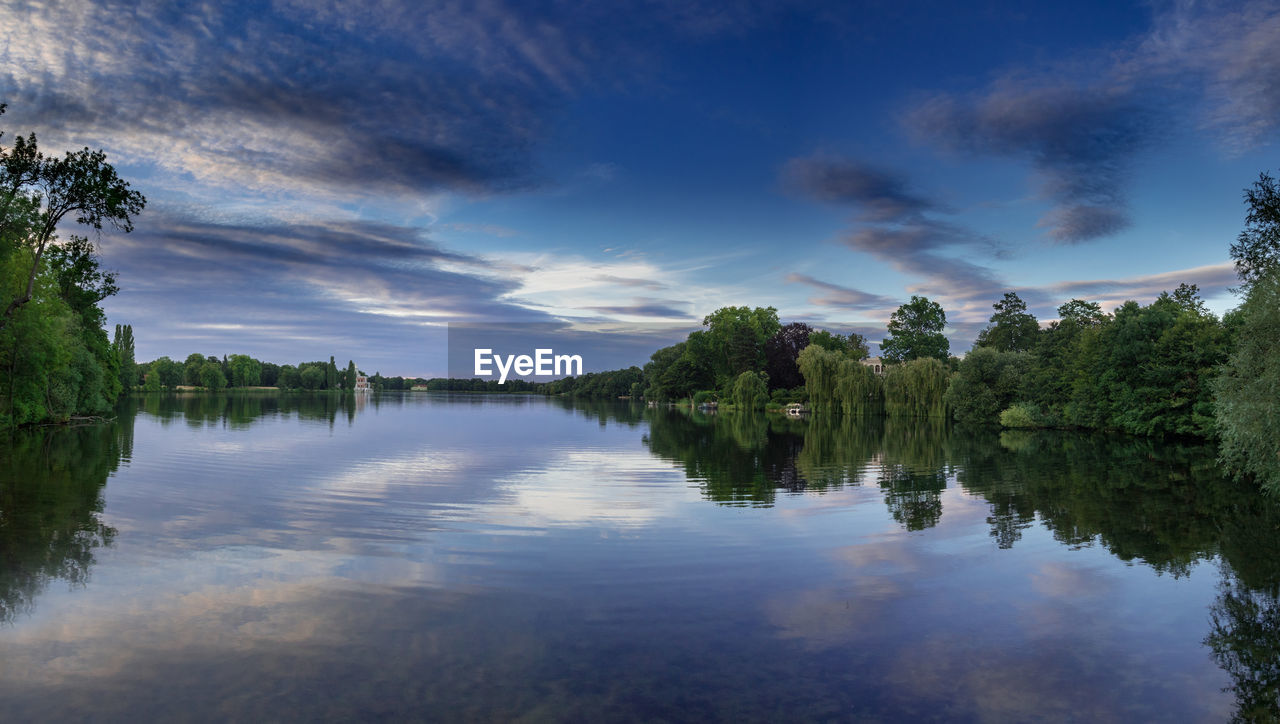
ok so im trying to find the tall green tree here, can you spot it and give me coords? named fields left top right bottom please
left=700, top=306, right=780, bottom=387
left=0, top=106, right=144, bottom=426
left=974, top=292, right=1039, bottom=353
left=111, top=324, right=135, bottom=391
left=880, top=296, right=949, bottom=363
left=183, top=353, right=206, bottom=385
left=326, top=356, right=338, bottom=390
left=0, top=108, right=145, bottom=330
left=227, top=354, right=261, bottom=388
left=344, top=360, right=357, bottom=391
left=1229, top=171, right=1280, bottom=288
left=1215, top=271, right=1280, bottom=493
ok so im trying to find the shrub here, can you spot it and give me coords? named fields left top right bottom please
left=1000, top=403, right=1041, bottom=428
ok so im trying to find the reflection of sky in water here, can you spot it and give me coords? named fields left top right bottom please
left=0, top=394, right=1258, bottom=720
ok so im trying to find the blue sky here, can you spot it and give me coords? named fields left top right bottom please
left=2, top=0, right=1277, bottom=376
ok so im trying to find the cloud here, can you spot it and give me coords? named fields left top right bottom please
left=1130, top=1, right=1280, bottom=151
left=905, top=82, right=1152, bottom=243
left=98, top=212, right=555, bottom=373
left=583, top=300, right=692, bottom=318
left=782, top=156, right=938, bottom=223
left=903, top=1, right=1280, bottom=243
left=593, top=275, right=668, bottom=290
left=1042, top=262, right=1237, bottom=315
left=785, top=273, right=896, bottom=311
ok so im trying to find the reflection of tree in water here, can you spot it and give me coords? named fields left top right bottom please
left=138, top=391, right=361, bottom=429
left=874, top=418, right=950, bottom=531
left=950, top=427, right=1228, bottom=573
left=1204, top=487, right=1280, bottom=722
left=0, top=421, right=126, bottom=623
left=1206, top=581, right=1280, bottom=722
left=641, top=408, right=809, bottom=505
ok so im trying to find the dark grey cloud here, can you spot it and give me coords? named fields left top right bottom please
left=785, top=273, right=896, bottom=311
left=782, top=156, right=937, bottom=223
left=905, top=83, right=1152, bottom=243
left=901, top=1, right=1280, bottom=244
left=583, top=300, right=691, bottom=318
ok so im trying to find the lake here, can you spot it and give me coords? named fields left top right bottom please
left=2, top=392, right=1277, bottom=721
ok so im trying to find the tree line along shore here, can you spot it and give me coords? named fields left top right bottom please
left=2, top=107, right=1279, bottom=491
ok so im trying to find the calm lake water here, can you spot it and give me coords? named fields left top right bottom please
left=2, top=392, right=1278, bottom=721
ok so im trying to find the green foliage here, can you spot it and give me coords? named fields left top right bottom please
left=344, top=360, right=357, bottom=391
left=833, top=359, right=883, bottom=416
left=300, top=365, right=325, bottom=390
left=692, top=390, right=717, bottom=405
left=884, top=357, right=949, bottom=418
left=199, top=361, right=227, bottom=391
left=797, top=344, right=840, bottom=414
left=150, top=357, right=183, bottom=389
left=999, top=403, right=1041, bottom=429
left=731, top=371, right=768, bottom=410
left=1230, top=171, right=1280, bottom=288
left=974, top=292, right=1039, bottom=353
left=699, top=306, right=780, bottom=388
left=227, top=354, right=261, bottom=388
left=807, top=329, right=870, bottom=360
left=111, top=324, right=135, bottom=390
left=944, top=347, right=1028, bottom=424
left=1215, top=271, right=1280, bottom=494
left=277, top=364, right=300, bottom=390
left=881, top=295, right=949, bottom=363
left=0, top=108, right=143, bottom=427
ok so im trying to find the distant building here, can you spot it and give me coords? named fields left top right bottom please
left=355, top=374, right=370, bottom=392
left=861, top=356, right=884, bottom=374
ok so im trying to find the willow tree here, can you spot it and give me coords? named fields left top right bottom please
left=797, top=344, right=841, bottom=413
left=884, top=357, right=950, bottom=418
left=731, top=370, right=767, bottom=410
left=834, top=359, right=883, bottom=416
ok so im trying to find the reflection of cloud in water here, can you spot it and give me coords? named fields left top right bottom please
left=483, top=449, right=696, bottom=530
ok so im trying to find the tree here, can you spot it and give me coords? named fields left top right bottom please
left=764, top=322, right=812, bottom=390
left=300, top=365, right=325, bottom=390
left=111, top=324, right=136, bottom=391
left=0, top=107, right=146, bottom=329
left=1057, top=298, right=1106, bottom=326
left=880, top=296, right=949, bottom=363
left=199, top=361, right=226, bottom=391
left=1215, top=270, right=1280, bottom=494
left=944, top=347, right=1029, bottom=424
left=700, top=306, right=780, bottom=386
left=151, top=357, right=183, bottom=389
left=227, top=354, right=261, bottom=388
left=808, top=329, right=870, bottom=360
left=884, top=357, right=950, bottom=418
left=974, top=292, right=1039, bottom=353
left=183, top=353, right=206, bottom=385
left=326, top=356, right=338, bottom=390
left=344, top=360, right=357, bottom=391
left=278, top=364, right=301, bottom=390
left=731, top=370, right=768, bottom=410
left=1229, top=170, right=1280, bottom=288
